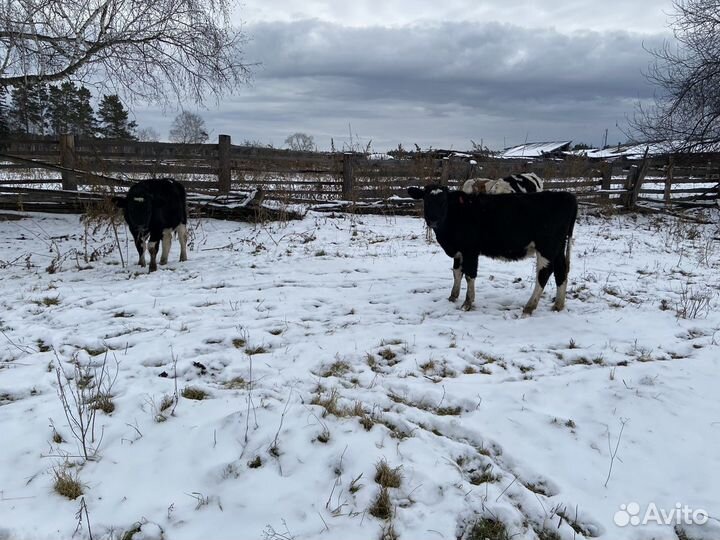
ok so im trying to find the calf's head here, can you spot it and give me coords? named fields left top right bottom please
left=407, top=184, right=450, bottom=229
left=112, top=192, right=154, bottom=232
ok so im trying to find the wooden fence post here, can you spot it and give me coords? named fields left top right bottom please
left=629, top=148, right=650, bottom=208
left=601, top=162, right=612, bottom=202
left=441, top=157, right=450, bottom=186
left=343, top=153, right=354, bottom=200
left=623, top=148, right=650, bottom=209
left=664, top=154, right=674, bottom=205
left=218, top=134, right=231, bottom=193
left=621, top=165, right=638, bottom=208
left=59, top=134, right=77, bottom=191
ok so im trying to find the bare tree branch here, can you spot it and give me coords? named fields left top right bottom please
left=631, top=0, right=720, bottom=151
left=0, top=0, right=253, bottom=104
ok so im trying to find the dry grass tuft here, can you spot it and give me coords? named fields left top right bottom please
left=91, top=392, right=115, bottom=414
left=535, top=528, right=561, bottom=540
left=358, top=410, right=375, bottom=431
left=181, top=386, right=208, bottom=400
left=374, top=459, right=402, bottom=488
left=53, top=468, right=83, bottom=500
left=316, top=429, right=331, bottom=444
left=320, top=360, right=351, bottom=378
left=464, top=518, right=510, bottom=540
left=419, top=360, right=436, bottom=373
left=380, top=524, right=399, bottom=540
left=223, top=376, right=247, bottom=389
left=469, top=464, right=499, bottom=485
left=310, top=388, right=343, bottom=417
left=368, top=487, right=393, bottom=520
left=154, top=394, right=175, bottom=422
left=436, top=406, right=462, bottom=416
left=244, top=345, right=268, bottom=355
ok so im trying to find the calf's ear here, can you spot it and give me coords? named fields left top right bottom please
left=407, top=186, right=424, bottom=199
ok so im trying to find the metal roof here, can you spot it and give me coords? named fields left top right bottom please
left=499, top=141, right=572, bottom=158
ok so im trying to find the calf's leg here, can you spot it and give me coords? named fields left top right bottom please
left=523, top=253, right=552, bottom=315
left=147, top=231, right=161, bottom=272
left=177, top=223, right=188, bottom=262
left=160, top=228, right=172, bottom=265
left=552, top=246, right=570, bottom=311
left=133, top=231, right=147, bottom=267
left=460, top=255, right=478, bottom=311
left=449, top=253, right=462, bottom=301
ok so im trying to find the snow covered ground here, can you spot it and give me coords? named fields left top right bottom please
left=1, top=206, right=719, bottom=540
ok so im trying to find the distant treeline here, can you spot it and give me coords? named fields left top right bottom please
left=0, top=82, right=138, bottom=139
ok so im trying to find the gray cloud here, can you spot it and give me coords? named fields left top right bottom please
left=138, top=18, right=671, bottom=150
left=238, top=0, right=672, bottom=34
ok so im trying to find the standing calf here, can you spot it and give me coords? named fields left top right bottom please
left=113, top=178, right=188, bottom=273
left=407, top=184, right=577, bottom=315
left=462, top=172, right=544, bottom=195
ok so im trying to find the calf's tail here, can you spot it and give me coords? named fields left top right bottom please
left=564, top=196, right=578, bottom=271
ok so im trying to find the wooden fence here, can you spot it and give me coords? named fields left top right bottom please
left=0, top=135, right=718, bottom=209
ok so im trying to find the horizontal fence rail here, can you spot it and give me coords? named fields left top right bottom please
left=0, top=135, right=718, bottom=213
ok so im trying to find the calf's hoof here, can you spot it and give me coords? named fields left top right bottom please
left=149, top=263, right=158, bottom=273
left=159, top=258, right=168, bottom=265
left=522, top=306, right=535, bottom=317
left=179, top=254, right=188, bottom=262
left=552, top=302, right=565, bottom=312
left=448, top=294, right=458, bottom=302
left=461, top=302, right=473, bottom=311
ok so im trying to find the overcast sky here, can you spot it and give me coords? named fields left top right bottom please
left=143, top=0, right=676, bottom=151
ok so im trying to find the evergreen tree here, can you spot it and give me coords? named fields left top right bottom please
left=47, top=83, right=98, bottom=136
left=46, top=82, right=75, bottom=135
left=72, top=86, right=97, bottom=137
left=8, top=82, right=48, bottom=135
left=96, top=95, right=137, bottom=139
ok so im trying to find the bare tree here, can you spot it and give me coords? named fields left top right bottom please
left=632, top=0, right=720, bottom=151
left=284, top=132, right=315, bottom=152
left=137, top=127, right=161, bottom=142
left=169, top=111, right=209, bottom=143
left=0, top=0, right=251, bottom=104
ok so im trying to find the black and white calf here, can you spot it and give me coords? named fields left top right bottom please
left=407, top=184, right=577, bottom=315
left=113, top=178, right=188, bottom=273
left=462, top=172, right=544, bottom=195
